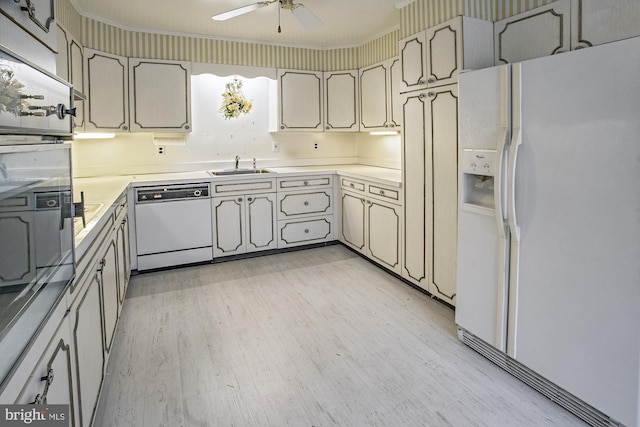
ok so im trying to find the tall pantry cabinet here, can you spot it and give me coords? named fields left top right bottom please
left=400, top=16, right=493, bottom=306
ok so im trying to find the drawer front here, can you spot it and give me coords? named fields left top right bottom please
left=278, top=190, right=332, bottom=219
left=368, top=185, right=399, bottom=202
left=340, top=178, right=365, bottom=193
left=278, top=175, right=332, bottom=190
left=278, top=217, right=334, bottom=247
left=213, top=179, right=276, bottom=195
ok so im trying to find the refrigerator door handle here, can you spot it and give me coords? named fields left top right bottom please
left=507, top=127, right=522, bottom=242
left=494, top=127, right=509, bottom=239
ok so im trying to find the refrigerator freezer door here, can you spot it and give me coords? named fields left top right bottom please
left=508, top=37, right=640, bottom=427
left=456, top=65, right=510, bottom=351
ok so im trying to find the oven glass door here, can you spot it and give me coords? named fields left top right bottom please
left=0, top=143, right=74, bottom=386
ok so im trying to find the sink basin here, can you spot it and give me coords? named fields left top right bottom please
left=208, top=168, right=274, bottom=176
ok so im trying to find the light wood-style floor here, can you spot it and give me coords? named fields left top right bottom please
left=94, top=245, right=587, bottom=427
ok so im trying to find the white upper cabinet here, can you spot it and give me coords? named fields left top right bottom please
left=571, top=0, right=640, bottom=49
left=85, top=50, right=192, bottom=133
left=128, top=58, right=191, bottom=132
left=84, top=49, right=129, bottom=132
left=359, top=57, right=401, bottom=132
left=426, top=16, right=494, bottom=87
left=324, top=70, right=359, bottom=132
left=399, top=32, right=427, bottom=93
left=275, top=69, right=323, bottom=131
left=56, top=25, right=84, bottom=129
left=1, top=0, right=57, bottom=52
left=495, top=0, right=571, bottom=64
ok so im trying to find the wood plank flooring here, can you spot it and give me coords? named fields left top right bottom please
left=94, top=245, right=587, bottom=427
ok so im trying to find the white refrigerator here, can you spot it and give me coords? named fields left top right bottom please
left=455, top=36, right=640, bottom=427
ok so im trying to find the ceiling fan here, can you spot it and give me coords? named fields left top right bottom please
left=211, top=0, right=323, bottom=33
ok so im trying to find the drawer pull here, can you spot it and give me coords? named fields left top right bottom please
left=237, top=198, right=243, bottom=202
left=247, top=197, right=253, bottom=202
left=380, top=190, right=385, bottom=195
left=349, top=183, right=354, bottom=188
left=41, top=368, right=54, bottom=385
left=304, top=201, right=309, bottom=206
left=303, top=181, right=309, bottom=186
left=304, top=229, right=309, bottom=234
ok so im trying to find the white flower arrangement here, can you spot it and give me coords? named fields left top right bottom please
left=219, top=78, right=252, bottom=120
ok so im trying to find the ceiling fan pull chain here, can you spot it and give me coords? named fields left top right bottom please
left=278, top=2, right=282, bottom=33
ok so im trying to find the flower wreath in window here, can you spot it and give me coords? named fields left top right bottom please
left=219, top=78, right=252, bottom=120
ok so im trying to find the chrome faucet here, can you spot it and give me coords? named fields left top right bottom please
left=235, top=155, right=240, bottom=170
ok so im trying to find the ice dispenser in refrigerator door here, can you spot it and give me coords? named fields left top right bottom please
left=461, top=149, right=497, bottom=211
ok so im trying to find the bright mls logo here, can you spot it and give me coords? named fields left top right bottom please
left=0, top=405, right=68, bottom=426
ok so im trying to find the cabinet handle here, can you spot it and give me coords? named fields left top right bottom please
left=428, top=92, right=435, bottom=98
left=184, top=125, right=190, bottom=130
left=304, top=201, right=309, bottom=206
left=379, top=190, right=385, bottom=195
left=303, top=181, right=309, bottom=186
left=247, top=197, right=253, bottom=202
left=122, top=125, right=128, bottom=130
left=41, top=368, right=54, bottom=386
left=31, top=393, right=45, bottom=405
left=349, top=183, right=355, bottom=188
left=427, top=77, right=435, bottom=84
left=237, top=198, right=243, bottom=202
left=418, top=78, right=425, bottom=85
left=304, top=229, right=309, bottom=234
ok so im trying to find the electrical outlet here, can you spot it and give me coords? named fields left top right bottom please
left=157, top=145, right=165, bottom=155
left=313, top=142, right=318, bottom=150
left=272, top=141, right=279, bottom=152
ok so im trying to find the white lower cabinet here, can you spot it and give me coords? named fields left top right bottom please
left=339, top=177, right=402, bottom=275
left=212, top=183, right=277, bottom=257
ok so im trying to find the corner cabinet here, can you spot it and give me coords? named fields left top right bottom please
left=339, top=176, right=402, bottom=275
left=359, top=57, right=401, bottom=132
left=494, top=0, right=571, bottom=64
left=84, top=49, right=130, bottom=132
left=128, top=58, right=191, bottom=132
left=324, top=70, right=359, bottom=132
left=84, top=50, right=191, bottom=133
left=275, top=69, right=323, bottom=131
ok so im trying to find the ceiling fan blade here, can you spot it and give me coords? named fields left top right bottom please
left=291, top=4, right=323, bottom=30
left=211, top=2, right=271, bottom=21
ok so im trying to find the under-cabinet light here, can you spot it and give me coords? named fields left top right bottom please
left=369, top=131, right=399, bottom=136
left=74, top=132, right=116, bottom=139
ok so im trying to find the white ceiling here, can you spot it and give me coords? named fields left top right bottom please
left=70, top=0, right=403, bottom=48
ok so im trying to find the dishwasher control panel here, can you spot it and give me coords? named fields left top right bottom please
left=136, top=184, right=210, bottom=203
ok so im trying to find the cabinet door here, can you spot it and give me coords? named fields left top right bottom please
left=84, top=49, right=129, bottom=131
left=71, top=273, right=104, bottom=427
left=401, top=91, right=428, bottom=288
left=55, top=24, right=70, bottom=82
left=0, top=0, right=57, bottom=52
left=100, top=241, right=119, bottom=353
left=495, top=0, right=571, bottom=64
left=324, top=70, right=359, bottom=132
left=116, top=216, right=130, bottom=305
left=245, top=193, right=277, bottom=253
left=277, top=69, right=323, bottom=131
left=0, top=210, right=36, bottom=288
left=128, top=59, right=191, bottom=132
left=367, top=199, right=401, bottom=274
left=426, top=17, right=462, bottom=87
left=212, top=196, right=246, bottom=257
left=571, top=0, right=640, bottom=49
left=359, top=63, right=388, bottom=131
left=426, top=84, right=459, bottom=306
left=15, top=318, right=75, bottom=423
left=388, top=58, right=402, bottom=130
left=399, top=32, right=427, bottom=93
left=340, top=191, right=366, bottom=252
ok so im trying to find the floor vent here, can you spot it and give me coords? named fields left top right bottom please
left=458, top=327, right=622, bottom=427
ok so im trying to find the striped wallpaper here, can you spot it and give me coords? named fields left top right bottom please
left=56, top=0, right=553, bottom=71
left=400, top=0, right=557, bottom=37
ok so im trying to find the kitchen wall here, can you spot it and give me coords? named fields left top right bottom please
left=60, top=0, right=551, bottom=177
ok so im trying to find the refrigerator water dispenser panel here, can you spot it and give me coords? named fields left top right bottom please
left=461, top=149, right=497, bottom=210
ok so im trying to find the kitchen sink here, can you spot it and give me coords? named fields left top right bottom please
left=207, top=168, right=274, bottom=176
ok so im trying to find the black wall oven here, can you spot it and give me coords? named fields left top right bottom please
left=0, top=44, right=75, bottom=387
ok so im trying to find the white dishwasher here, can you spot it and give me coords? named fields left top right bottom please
left=134, top=183, right=213, bottom=271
